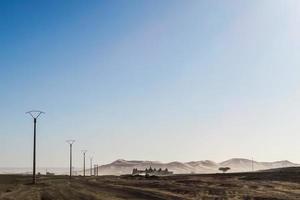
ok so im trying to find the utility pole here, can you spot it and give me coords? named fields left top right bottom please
left=66, top=140, right=75, bottom=179
left=90, top=157, right=93, bottom=176
left=96, top=164, right=99, bottom=176
left=26, top=110, right=45, bottom=184
left=81, top=150, right=87, bottom=176
left=94, top=164, right=99, bottom=176
left=94, top=164, right=97, bottom=176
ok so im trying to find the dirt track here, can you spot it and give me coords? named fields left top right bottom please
left=0, top=169, right=300, bottom=200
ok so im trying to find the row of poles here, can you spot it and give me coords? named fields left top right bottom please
left=26, top=110, right=256, bottom=185
left=67, top=144, right=99, bottom=178
left=26, top=110, right=99, bottom=184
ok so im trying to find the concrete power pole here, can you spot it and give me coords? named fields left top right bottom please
left=93, top=164, right=99, bottom=176
left=81, top=150, right=87, bottom=176
left=26, top=110, right=45, bottom=184
left=66, top=140, right=75, bottom=179
left=90, top=157, right=93, bottom=176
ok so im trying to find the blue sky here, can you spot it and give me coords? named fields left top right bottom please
left=1, top=0, right=300, bottom=167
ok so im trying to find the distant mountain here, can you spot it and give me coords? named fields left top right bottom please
left=219, top=158, right=298, bottom=172
left=96, top=158, right=299, bottom=175
left=2, top=159, right=298, bottom=175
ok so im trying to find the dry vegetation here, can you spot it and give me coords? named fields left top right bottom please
left=0, top=168, right=300, bottom=200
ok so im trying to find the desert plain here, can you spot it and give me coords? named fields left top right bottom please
left=0, top=167, right=300, bottom=200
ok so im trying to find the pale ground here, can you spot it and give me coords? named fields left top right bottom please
left=0, top=168, right=300, bottom=200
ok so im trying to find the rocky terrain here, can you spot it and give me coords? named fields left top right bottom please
left=0, top=167, right=300, bottom=200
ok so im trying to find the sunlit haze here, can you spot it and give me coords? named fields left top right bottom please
left=1, top=0, right=300, bottom=168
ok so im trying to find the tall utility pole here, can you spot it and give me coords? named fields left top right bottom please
left=66, top=140, right=75, bottom=179
left=26, top=110, right=45, bottom=184
left=81, top=150, right=87, bottom=176
left=94, top=164, right=99, bottom=176
left=97, top=164, right=99, bottom=176
left=90, top=157, right=93, bottom=176
left=94, top=164, right=97, bottom=176
left=96, top=164, right=99, bottom=176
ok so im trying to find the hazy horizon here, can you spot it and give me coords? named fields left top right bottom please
left=0, top=157, right=298, bottom=170
left=1, top=0, right=300, bottom=168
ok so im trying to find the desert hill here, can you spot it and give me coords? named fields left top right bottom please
left=96, top=158, right=299, bottom=175
left=2, top=158, right=298, bottom=176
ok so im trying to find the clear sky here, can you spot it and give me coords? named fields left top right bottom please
left=1, top=0, right=300, bottom=168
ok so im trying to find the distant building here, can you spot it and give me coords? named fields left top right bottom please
left=46, top=172, right=55, bottom=176
left=132, top=167, right=173, bottom=176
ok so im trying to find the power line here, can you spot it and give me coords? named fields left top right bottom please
left=96, top=164, right=99, bottom=176
left=66, top=140, right=75, bottom=179
left=94, top=164, right=98, bottom=176
left=26, top=110, right=45, bottom=184
left=90, top=157, right=93, bottom=176
left=81, top=150, right=87, bottom=176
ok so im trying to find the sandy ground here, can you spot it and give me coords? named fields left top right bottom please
left=0, top=169, right=300, bottom=200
